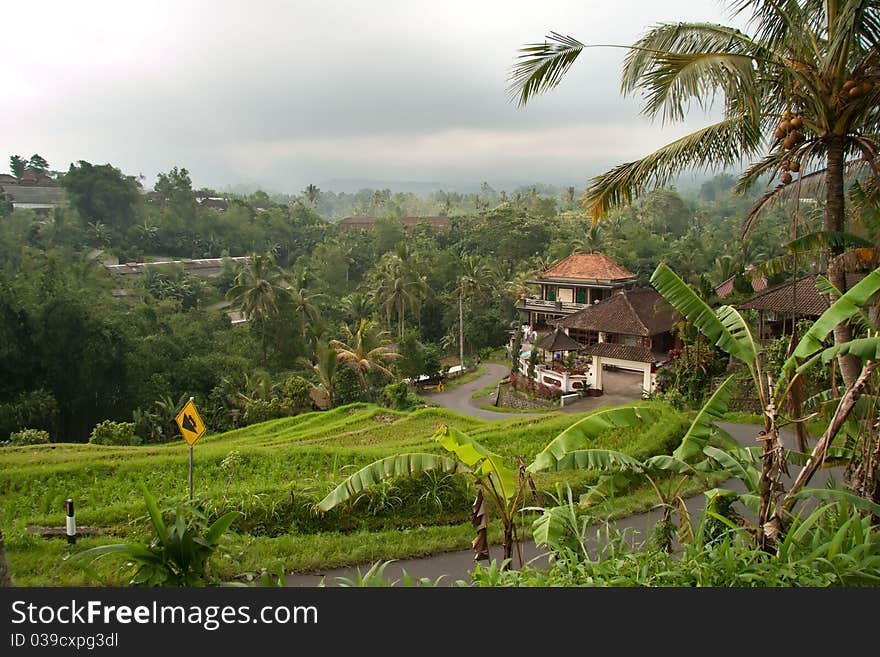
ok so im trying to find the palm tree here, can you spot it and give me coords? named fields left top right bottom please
left=331, top=319, right=400, bottom=393
left=371, top=253, right=428, bottom=338
left=226, top=253, right=291, bottom=362
left=341, top=292, right=373, bottom=326
left=510, top=0, right=880, bottom=386
left=454, top=254, right=494, bottom=370
left=302, top=183, right=321, bottom=207
left=288, top=268, right=325, bottom=343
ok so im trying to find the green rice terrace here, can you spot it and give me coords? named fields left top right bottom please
left=0, top=401, right=699, bottom=586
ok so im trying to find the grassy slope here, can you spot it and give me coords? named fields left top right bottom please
left=0, top=401, right=690, bottom=585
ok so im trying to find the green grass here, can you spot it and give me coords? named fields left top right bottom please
left=471, top=379, right=502, bottom=399
left=1, top=401, right=698, bottom=585
left=440, top=365, right=486, bottom=390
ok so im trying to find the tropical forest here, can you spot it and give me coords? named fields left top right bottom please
left=1, top=0, right=879, bottom=590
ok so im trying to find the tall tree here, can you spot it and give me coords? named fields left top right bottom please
left=61, top=161, right=141, bottom=235
left=331, top=319, right=399, bottom=392
left=371, top=252, right=428, bottom=338
left=510, top=0, right=880, bottom=386
left=28, top=154, right=49, bottom=176
left=302, top=183, right=321, bottom=207
left=226, top=253, right=291, bottom=363
left=454, top=254, right=494, bottom=369
left=9, top=155, right=26, bottom=180
left=154, top=166, right=195, bottom=218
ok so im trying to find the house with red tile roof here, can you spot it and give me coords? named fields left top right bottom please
left=549, top=287, right=680, bottom=395
left=516, top=252, right=637, bottom=330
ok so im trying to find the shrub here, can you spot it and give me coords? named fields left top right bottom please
left=88, top=420, right=141, bottom=446
left=334, top=367, right=367, bottom=406
left=0, top=389, right=58, bottom=439
left=382, top=381, right=424, bottom=411
left=282, top=375, right=312, bottom=409
left=6, top=428, right=51, bottom=446
left=242, top=398, right=292, bottom=425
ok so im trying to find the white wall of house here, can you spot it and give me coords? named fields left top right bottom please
left=593, top=356, right=656, bottom=395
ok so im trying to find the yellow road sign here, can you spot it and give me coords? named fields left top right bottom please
left=175, top=399, right=206, bottom=446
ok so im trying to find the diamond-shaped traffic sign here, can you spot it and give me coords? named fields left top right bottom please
left=175, top=398, right=206, bottom=446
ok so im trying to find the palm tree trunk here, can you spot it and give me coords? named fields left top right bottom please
left=825, top=136, right=860, bottom=388
left=0, top=529, right=12, bottom=587
left=459, top=289, right=465, bottom=370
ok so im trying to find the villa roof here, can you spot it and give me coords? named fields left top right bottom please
left=737, top=273, right=865, bottom=315
left=536, top=328, right=583, bottom=353
left=580, top=342, right=661, bottom=363
left=556, top=288, right=677, bottom=336
left=538, top=253, right=636, bottom=282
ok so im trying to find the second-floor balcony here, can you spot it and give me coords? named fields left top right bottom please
left=516, top=297, right=588, bottom=315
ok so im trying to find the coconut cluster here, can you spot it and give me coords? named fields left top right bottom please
left=842, top=78, right=874, bottom=100
left=774, top=109, right=804, bottom=184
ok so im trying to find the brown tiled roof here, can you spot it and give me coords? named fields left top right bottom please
left=556, top=288, right=678, bottom=336
left=581, top=342, right=660, bottom=363
left=715, top=273, right=768, bottom=298
left=400, top=215, right=449, bottom=228
left=536, top=328, right=583, bottom=352
left=737, top=273, right=865, bottom=315
left=539, top=253, right=636, bottom=282
left=336, top=216, right=378, bottom=230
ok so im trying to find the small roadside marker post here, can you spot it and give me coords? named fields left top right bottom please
left=175, top=397, right=206, bottom=501
left=65, top=498, right=76, bottom=544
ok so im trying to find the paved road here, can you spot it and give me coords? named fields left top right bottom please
left=286, top=376, right=841, bottom=586
left=422, top=363, right=644, bottom=420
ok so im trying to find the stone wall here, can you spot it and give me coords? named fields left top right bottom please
left=495, top=383, right=556, bottom=411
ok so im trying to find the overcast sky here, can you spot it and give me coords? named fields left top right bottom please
left=2, top=0, right=748, bottom=194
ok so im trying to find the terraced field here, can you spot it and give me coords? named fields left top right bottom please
left=0, top=401, right=690, bottom=585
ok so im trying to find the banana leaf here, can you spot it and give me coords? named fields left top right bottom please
left=317, top=453, right=467, bottom=511
left=528, top=405, right=660, bottom=472
left=651, top=263, right=757, bottom=365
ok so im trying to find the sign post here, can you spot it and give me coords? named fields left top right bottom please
left=175, top=397, right=206, bottom=501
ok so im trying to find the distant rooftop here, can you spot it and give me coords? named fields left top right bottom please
left=336, top=215, right=449, bottom=231
left=104, top=256, right=251, bottom=277
left=0, top=183, right=64, bottom=208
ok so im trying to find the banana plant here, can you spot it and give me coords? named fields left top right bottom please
left=652, top=261, right=880, bottom=549
left=316, top=405, right=658, bottom=565
left=70, top=485, right=240, bottom=586
left=529, top=440, right=709, bottom=552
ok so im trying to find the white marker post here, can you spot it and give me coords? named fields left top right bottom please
left=65, top=498, right=76, bottom=544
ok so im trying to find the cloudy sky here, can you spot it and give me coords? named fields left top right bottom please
left=2, top=0, right=748, bottom=193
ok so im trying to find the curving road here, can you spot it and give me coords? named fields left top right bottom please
left=285, top=370, right=842, bottom=586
